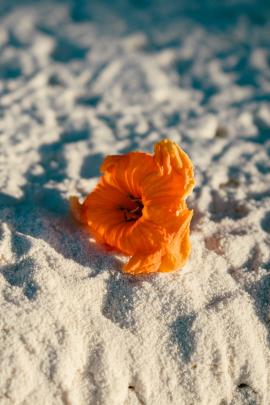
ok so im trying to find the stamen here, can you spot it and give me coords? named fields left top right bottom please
left=119, top=195, right=144, bottom=222
left=129, top=207, right=140, bottom=214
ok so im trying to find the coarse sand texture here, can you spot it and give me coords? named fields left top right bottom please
left=0, top=1, right=270, bottom=404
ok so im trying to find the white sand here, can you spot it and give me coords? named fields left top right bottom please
left=1, top=1, right=270, bottom=404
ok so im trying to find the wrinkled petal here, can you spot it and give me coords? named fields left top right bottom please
left=153, top=139, right=195, bottom=198
left=103, top=152, right=156, bottom=197
left=159, top=209, right=193, bottom=272
left=81, top=177, right=167, bottom=255
left=126, top=219, right=168, bottom=253
left=70, top=139, right=195, bottom=275
left=154, top=139, right=183, bottom=174
left=143, top=172, right=186, bottom=209
left=100, top=155, right=124, bottom=173
left=124, top=250, right=162, bottom=275
left=123, top=210, right=192, bottom=274
left=90, top=212, right=167, bottom=256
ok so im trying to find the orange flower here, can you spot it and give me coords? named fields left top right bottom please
left=70, top=139, right=195, bottom=275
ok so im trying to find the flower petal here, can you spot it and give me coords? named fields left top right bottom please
left=124, top=210, right=193, bottom=274
left=153, top=139, right=195, bottom=197
left=70, top=139, right=195, bottom=275
left=154, top=139, right=182, bottom=174
left=102, top=152, right=156, bottom=197
left=123, top=250, right=162, bottom=275
left=143, top=201, right=188, bottom=235
left=81, top=176, right=167, bottom=255
left=100, top=155, right=123, bottom=173
left=126, top=218, right=168, bottom=253
left=158, top=209, right=193, bottom=272
left=142, top=173, right=189, bottom=230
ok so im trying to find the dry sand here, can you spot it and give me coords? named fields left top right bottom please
left=0, top=1, right=270, bottom=404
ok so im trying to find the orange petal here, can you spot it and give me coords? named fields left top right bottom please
left=102, top=152, right=155, bottom=197
left=143, top=202, right=188, bottom=234
left=159, top=210, right=193, bottom=272
left=154, top=139, right=194, bottom=190
left=154, top=139, right=174, bottom=174
left=91, top=215, right=167, bottom=257
left=100, top=155, right=123, bottom=173
left=143, top=172, right=188, bottom=224
left=70, top=140, right=195, bottom=276
left=81, top=176, right=167, bottom=255
left=123, top=250, right=162, bottom=275
left=126, top=218, right=168, bottom=253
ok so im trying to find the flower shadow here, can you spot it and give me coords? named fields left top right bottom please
left=0, top=188, right=125, bottom=278
left=171, top=313, right=196, bottom=363
left=102, top=268, right=158, bottom=329
left=0, top=126, right=125, bottom=278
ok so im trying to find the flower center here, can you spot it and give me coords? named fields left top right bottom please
left=119, top=195, right=144, bottom=222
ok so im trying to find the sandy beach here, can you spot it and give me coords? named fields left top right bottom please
left=0, top=0, right=270, bottom=404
